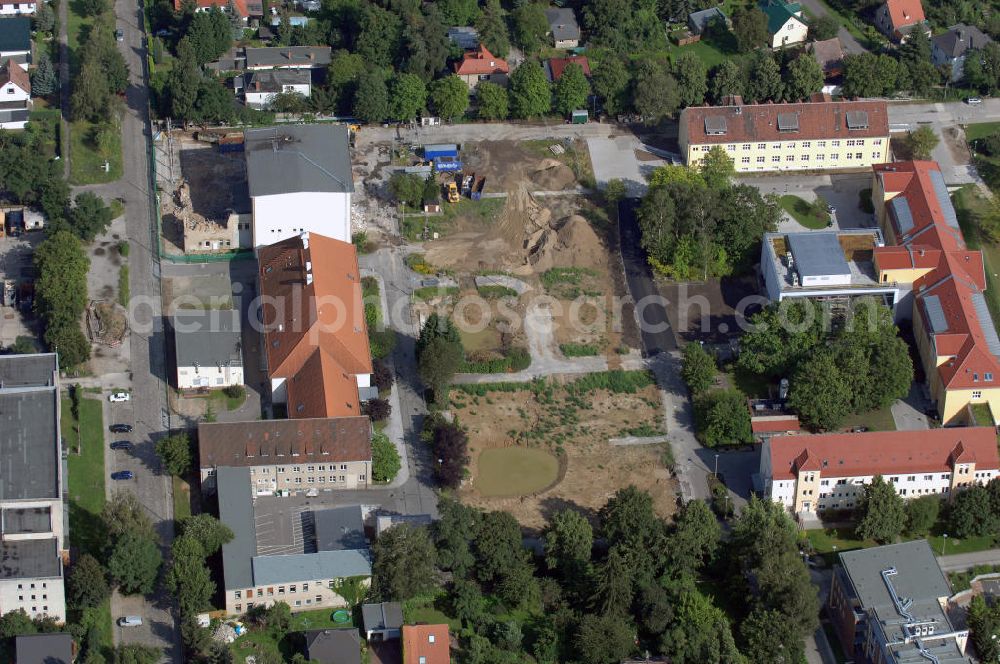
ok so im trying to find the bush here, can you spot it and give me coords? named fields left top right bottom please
left=369, top=329, right=398, bottom=359
left=560, top=343, right=600, bottom=357
left=858, top=188, right=874, bottom=214
left=477, top=285, right=518, bottom=299
left=430, top=419, right=469, bottom=489
left=462, top=347, right=531, bottom=373
left=117, top=241, right=129, bottom=257
left=222, top=385, right=245, bottom=400
left=363, top=397, right=391, bottom=421
left=405, top=253, right=436, bottom=275
left=693, top=389, right=752, bottom=447
left=371, top=431, right=401, bottom=482
left=373, top=358, right=394, bottom=393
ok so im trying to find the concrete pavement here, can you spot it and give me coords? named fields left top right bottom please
left=937, top=548, right=1000, bottom=572
left=796, top=0, right=867, bottom=55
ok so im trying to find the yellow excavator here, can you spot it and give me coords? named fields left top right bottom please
left=446, top=181, right=460, bottom=203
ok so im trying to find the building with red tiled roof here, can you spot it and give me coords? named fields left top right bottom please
left=874, top=0, right=929, bottom=42
left=761, top=427, right=999, bottom=514
left=545, top=55, right=590, bottom=82
left=871, top=161, right=1000, bottom=424
left=172, top=0, right=261, bottom=19
left=679, top=98, right=890, bottom=173
left=258, top=232, right=373, bottom=420
left=453, top=45, right=508, bottom=90
left=402, top=625, right=450, bottom=664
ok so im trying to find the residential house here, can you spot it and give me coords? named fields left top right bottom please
left=447, top=26, right=479, bottom=50
left=761, top=0, right=808, bottom=48
left=208, top=46, right=331, bottom=72
left=171, top=309, right=244, bottom=390
left=305, top=629, right=362, bottom=664
left=687, top=7, right=727, bottom=36
left=760, top=427, right=999, bottom=514
left=197, top=416, right=373, bottom=492
left=875, top=0, right=929, bottom=42
left=402, top=625, right=450, bottom=664
left=362, top=602, right=404, bottom=640
left=829, top=541, right=970, bottom=663
left=0, top=57, right=30, bottom=129
left=257, top=232, right=373, bottom=417
left=932, top=24, right=992, bottom=82
left=0, top=0, right=35, bottom=15
left=872, top=160, right=1000, bottom=424
left=679, top=98, right=890, bottom=173
left=0, top=354, right=66, bottom=622
left=0, top=17, right=31, bottom=69
left=15, top=634, right=74, bottom=664
left=171, top=0, right=261, bottom=21
left=243, top=69, right=311, bottom=109
left=545, top=55, right=590, bottom=82
left=452, top=44, right=509, bottom=91
left=245, top=126, right=353, bottom=246
left=544, top=7, right=581, bottom=49
left=809, top=37, right=845, bottom=79
left=218, top=466, right=372, bottom=615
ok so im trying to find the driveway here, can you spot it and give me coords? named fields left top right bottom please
left=795, top=0, right=868, bottom=55
left=587, top=136, right=665, bottom=195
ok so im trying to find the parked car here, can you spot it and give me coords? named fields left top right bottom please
left=118, top=616, right=143, bottom=627
left=115, top=28, right=124, bottom=41
left=111, top=471, right=134, bottom=480
left=967, top=97, right=983, bottom=105
left=109, top=424, right=133, bottom=433
left=108, top=391, right=130, bottom=403
left=109, top=441, right=133, bottom=451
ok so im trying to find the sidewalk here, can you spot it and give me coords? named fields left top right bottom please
left=937, top=548, right=1000, bottom=572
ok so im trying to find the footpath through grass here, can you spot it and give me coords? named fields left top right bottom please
left=69, top=119, right=123, bottom=185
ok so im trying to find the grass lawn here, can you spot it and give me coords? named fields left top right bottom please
left=62, top=395, right=107, bottom=558
left=842, top=404, right=897, bottom=432
left=210, top=387, right=246, bottom=411
left=971, top=402, right=994, bottom=426
left=172, top=475, right=192, bottom=521
left=719, top=364, right=771, bottom=399
left=953, top=186, right=1000, bottom=331
left=475, top=447, right=559, bottom=497
left=667, top=38, right=731, bottom=69
left=964, top=121, right=1000, bottom=142
left=805, top=525, right=997, bottom=563
left=69, top=119, right=123, bottom=185
left=230, top=610, right=355, bottom=661
left=27, top=109, right=61, bottom=160
left=780, top=195, right=832, bottom=230
left=402, top=595, right=461, bottom=632
left=401, top=198, right=505, bottom=241
left=413, top=286, right=459, bottom=301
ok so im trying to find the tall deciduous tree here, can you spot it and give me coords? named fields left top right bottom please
left=388, top=72, right=427, bottom=121
left=371, top=431, right=401, bottom=482
left=905, top=495, right=940, bottom=536
left=372, top=524, right=437, bottom=600
left=178, top=514, right=233, bottom=555
left=574, top=614, right=636, bottom=664
left=694, top=389, right=753, bottom=447
left=476, top=81, right=509, bottom=120
left=553, top=63, right=590, bottom=116
left=544, top=509, right=593, bottom=585
left=788, top=349, right=853, bottom=430
left=474, top=511, right=535, bottom=606
left=592, top=57, right=630, bottom=116
left=108, top=533, right=163, bottom=595
left=509, top=61, right=551, bottom=118
left=155, top=432, right=192, bottom=477
left=673, top=51, right=707, bottom=107
left=745, top=50, right=783, bottom=103
left=709, top=59, right=744, bottom=103
left=681, top=342, right=716, bottom=394
left=428, top=75, right=469, bottom=120
left=948, top=485, right=1000, bottom=538
left=511, top=3, right=549, bottom=53
left=475, top=0, right=510, bottom=57
left=632, top=59, right=679, bottom=123
left=784, top=53, right=824, bottom=101
left=353, top=68, right=389, bottom=124
left=732, top=6, right=768, bottom=52
left=67, top=554, right=111, bottom=609
left=165, top=535, right=214, bottom=617
left=855, top=475, right=906, bottom=543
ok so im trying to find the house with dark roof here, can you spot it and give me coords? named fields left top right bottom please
left=362, top=601, right=404, bottom=640
left=687, top=7, right=727, bottom=36
left=828, top=541, right=970, bottom=663
left=762, top=426, right=999, bottom=514
left=0, top=57, right=30, bottom=129
left=171, top=0, right=261, bottom=20
left=679, top=98, right=890, bottom=173
left=0, top=17, right=31, bottom=69
left=760, top=0, right=807, bottom=48
left=874, top=0, right=929, bottom=42
left=257, top=232, right=373, bottom=419
left=197, top=416, right=372, bottom=492
left=305, top=629, right=362, bottom=664
left=243, top=69, right=312, bottom=109
left=544, top=7, right=580, bottom=49
left=932, top=24, right=992, bottom=82
left=447, top=26, right=479, bottom=50
left=15, top=633, right=74, bottom=664
left=244, top=125, right=353, bottom=246
left=452, top=44, right=509, bottom=90
left=809, top=37, right=845, bottom=78
left=170, top=309, right=244, bottom=390
left=208, top=45, right=332, bottom=72
left=217, top=466, right=372, bottom=615
left=544, top=55, right=590, bottom=82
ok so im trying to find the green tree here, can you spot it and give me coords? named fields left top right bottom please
left=905, top=495, right=941, bottom=537
left=178, top=514, right=233, bottom=555
left=71, top=57, right=110, bottom=122
left=554, top=63, right=590, bottom=116
left=809, top=15, right=839, bottom=41
left=371, top=431, right=401, bottom=482
left=592, top=545, right=633, bottom=616
left=709, top=59, right=744, bottom=103
left=437, top=0, right=479, bottom=25
left=78, top=0, right=108, bottom=16
left=667, top=499, right=720, bottom=576
left=327, top=50, right=366, bottom=114
left=433, top=497, right=480, bottom=578
left=112, top=645, right=161, bottom=664
left=102, top=490, right=154, bottom=538
left=897, top=29, right=938, bottom=95
left=165, top=40, right=201, bottom=122
left=694, top=389, right=752, bottom=447
left=428, top=75, right=469, bottom=120
left=855, top=475, right=906, bottom=543
left=389, top=172, right=426, bottom=208
left=388, top=72, right=426, bottom=121
left=67, top=554, right=110, bottom=609
left=660, top=581, right=745, bottom=664
left=968, top=595, right=1000, bottom=661
left=450, top=579, right=486, bottom=627
left=33, top=3, right=55, bottom=33
left=476, top=81, right=509, bottom=120
left=475, top=0, right=510, bottom=57
left=509, top=61, right=551, bottom=119
left=68, top=192, right=114, bottom=242
left=574, top=614, right=636, bottom=664
left=681, top=342, right=715, bottom=394
left=740, top=607, right=800, bottom=664
left=511, top=3, right=549, bottom=53
left=155, top=432, right=192, bottom=477
left=353, top=69, right=389, bottom=124
left=0, top=610, right=36, bottom=640
left=592, top=57, right=630, bottom=116
left=416, top=315, right=465, bottom=400
left=906, top=125, right=939, bottom=160
left=108, top=532, right=163, bottom=595
left=185, top=8, right=232, bottom=64
left=699, top=146, right=735, bottom=189
left=732, top=6, right=768, bottom=52
left=474, top=511, right=535, bottom=606
left=745, top=50, right=783, bottom=103
left=784, top=53, right=824, bottom=101
left=600, top=485, right=663, bottom=550
left=788, top=349, right=853, bottom=430
left=673, top=51, right=707, bottom=108
left=965, top=42, right=1000, bottom=94
left=165, top=535, right=214, bottom=617
left=30, top=54, right=57, bottom=97
left=355, top=5, right=401, bottom=69
left=544, top=509, right=593, bottom=585
left=34, top=230, right=90, bottom=367
left=372, top=524, right=437, bottom=600
left=948, top=485, right=1000, bottom=538
left=632, top=59, right=679, bottom=123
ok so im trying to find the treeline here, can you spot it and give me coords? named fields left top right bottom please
left=70, top=0, right=129, bottom=124
left=370, top=490, right=819, bottom=663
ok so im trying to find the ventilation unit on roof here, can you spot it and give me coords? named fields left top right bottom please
left=704, top=116, right=727, bottom=135
left=846, top=111, right=869, bottom=130
left=777, top=112, right=800, bottom=132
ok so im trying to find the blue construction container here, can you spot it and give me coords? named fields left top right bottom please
left=434, top=156, right=462, bottom=172
left=424, top=143, right=458, bottom=160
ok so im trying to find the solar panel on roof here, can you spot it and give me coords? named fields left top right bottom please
left=890, top=197, right=915, bottom=234
left=924, top=295, right=948, bottom=333
left=972, top=293, right=1000, bottom=359
left=929, top=170, right=960, bottom=230
left=846, top=110, right=869, bottom=129
left=777, top=112, right=799, bottom=131
left=704, top=116, right=727, bottom=135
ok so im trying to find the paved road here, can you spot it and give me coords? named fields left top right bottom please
left=56, top=0, right=70, bottom=178
left=356, top=120, right=619, bottom=148
left=937, top=547, right=1000, bottom=572
left=796, top=0, right=867, bottom=55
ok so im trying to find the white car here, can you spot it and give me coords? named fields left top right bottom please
left=967, top=97, right=983, bottom=105
left=108, top=392, right=131, bottom=403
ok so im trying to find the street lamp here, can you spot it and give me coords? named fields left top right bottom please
left=941, top=533, right=948, bottom=556
left=714, top=454, right=720, bottom=479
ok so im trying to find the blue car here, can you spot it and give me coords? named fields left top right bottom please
left=111, top=471, right=134, bottom=480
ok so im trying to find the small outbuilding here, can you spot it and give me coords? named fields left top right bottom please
left=362, top=601, right=404, bottom=640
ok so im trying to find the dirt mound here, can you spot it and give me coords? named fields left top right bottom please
left=531, top=158, right=575, bottom=191
left=527, top=214, right=607, bottom=272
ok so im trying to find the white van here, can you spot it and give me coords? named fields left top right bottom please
left=118, top=616, right=143, bottom=627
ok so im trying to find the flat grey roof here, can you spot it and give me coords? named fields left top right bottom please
left=362, top=602, right=404, bottom=632
left=218, top=466, right=256, bottom=590
left=314, top=506, right=366, bottom=552
left=15, top=633, right=74, bottom=664
left=306, top=629, right=361, bottom=664
left=0, top=538, right=61, bottom=579
left=787, top=232, right=851, bottom=278
left=924, top=295, right=948, bottom=333
left=252, top=549, right=372, bottom=585
left=2, top=507, right=51, bottom=534
left=891, top=196, right=915, bottom=234
left=245, top=46, right=331, bottom=68
left=172, top=309, right=243, bottom=370
left=0, top=18, right=31, bottom=53
left=0, top=355, right=59, bottom=501
left=245, top=125, right=354, bottom=197
left=929, top=170, right=960, bottom=230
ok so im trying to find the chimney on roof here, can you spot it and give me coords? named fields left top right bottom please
left=285, top=50, right=293, bottom=59
left=254, top=80, right=260, bottom=91
left=307, top=51, right=315, bottom=60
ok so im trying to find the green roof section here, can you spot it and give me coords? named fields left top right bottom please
left=760, top=0, right=805, bottom=34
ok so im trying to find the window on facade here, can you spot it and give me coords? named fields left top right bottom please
left=801, top=155, right=809, bottom=161
left=295, top=477, right=302, bottom=484
left=340, top=464, right=348, bottom=470
left=817, top=141, right=826, bottom=147
left=973, top=390, right=983, bottom=399
left=293, top=466, right=301, bottom=472
left=772, top=156, right=780, bottom=162
left=295, top=600, right=302, bottom=606
left=855, top=152, right=862, bottom=159
left=742, top=144, right=751, bottom=150
left=757, top=143, right=766, bottom=149
left=802, top=141, right=811, bottom=148
left=308, top=477, right=315, bottom=483
left=307, top=466, right=315, bottom=472
left=832, top=140, right=840, bottom=147
left=890, top=476, right=898, bottom=482
left=256, top=589, right=263, bottom=597
left=924, top=475, right=932, bottom=481
left=235, top=591, right=242, bottom=599
left=340, top=475, right=346, bottom=482
left=303, top=583, right=309, bottom=591
left=316, top=595, right=322, bottom=603
left=787, top=143, right=796, bottom=149
left=874, top=139, right=882, bottom=145
left=278, top=586, right=285, bottom=594
left=701, top=145, right=710, bottom=151
left=907, top=475, right=915, bottom=481
left=786, top=155, right=794, bottom=161
left=318, top=476, right=325, bottom=482
left=831, top=153, right=839, bottom=160
left=742, top=157, right=750, bottom=164
left=847, top=153, right=854, bottom=159
left=290, top=585, right=297, bottom=593
left=757, top=156, right=765, bottom=163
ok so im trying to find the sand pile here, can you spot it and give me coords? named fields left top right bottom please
left=531, top=158, right=575, bottom=190
left=527, top=214, right=607, bottom=272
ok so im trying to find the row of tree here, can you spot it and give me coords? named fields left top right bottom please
left=71, top=18, right=129, bottom=123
